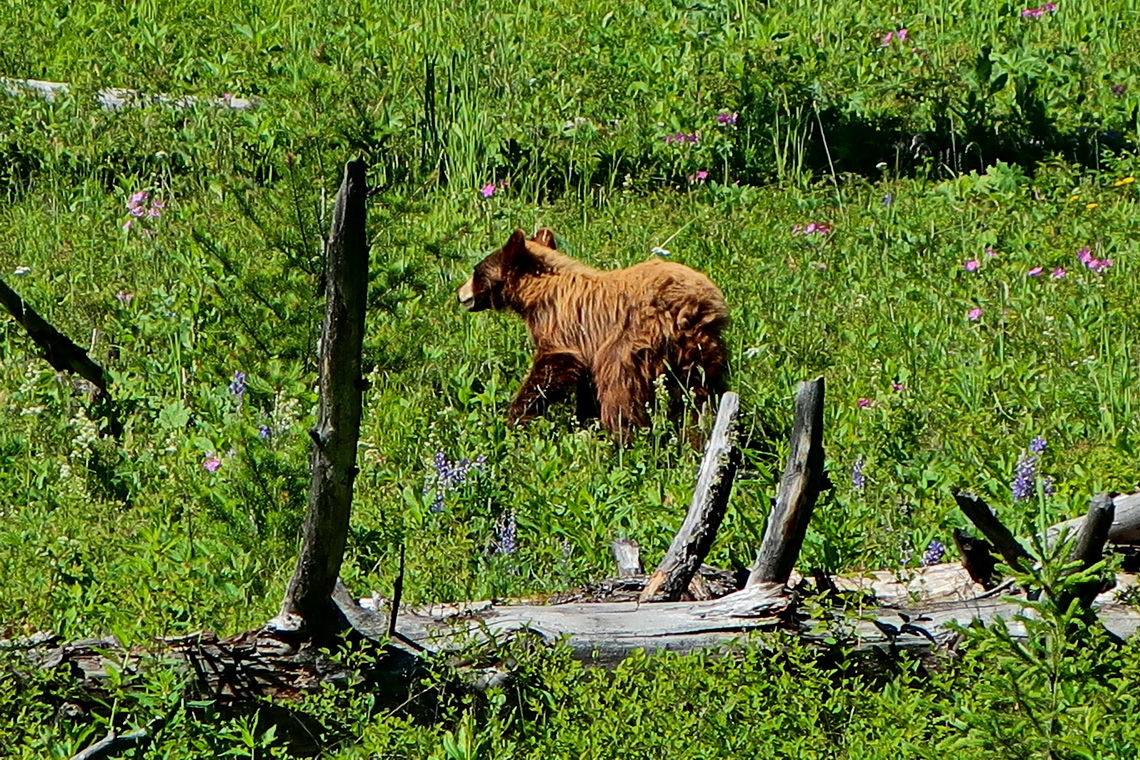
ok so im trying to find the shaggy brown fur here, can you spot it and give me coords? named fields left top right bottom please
left=457, top=228, right=728, bottom=437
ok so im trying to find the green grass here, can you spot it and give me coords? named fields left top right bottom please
left=2, top=0, right=1140, bottom=756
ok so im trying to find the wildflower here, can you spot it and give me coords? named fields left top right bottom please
left=1012, top=453, right=1037, bottom=501
left=1022, top=6, right=1044, bottom=16
left=968, top=307, right=983, bottom=321
left=228, top=371, right=247, bottom=398
left=203, top=455, right=222, bottom=473
left=716, top=112, right=738, bottom=126
left=857, top=398, right=872, bottom=408
left=1085, top=202, right=1099, bottom=209
left=1113, top=176, right=1135, bottom=186
left=688, top=170, right=709, bottom=183
left=882, top=193, right=894, bottom=206
left=1052, top=267, right=1066, bottom=278
left=794, top=222, right=832, bottom=236
left=494, top=511, right=517, bottom=555
left=984, top=247, right=997, bottom=257
left=891, top=383, right=906, bottom=391
left=650, top=247, right=671, bottom=257
left=425, top=451, right=487, bottom=512
left=480, top=183, right=496, bottom=198
left=881, top=31, right=894, bottom=46
left=1078, top=247, right=1113, bottom=273
left=851, top=456, right=866, bottom=492
left=1029, top=435, right=1047, bottom=454
left=1027, top=266, right=1043, bottom=277
left=1112, top=84, right=1127, bottom=97
left=13, top=266, right=30, bottom=276
left=258, top=425, right=272, bottom=439
left=125, top=190, right=164, bottom=224
left=964, top=259, right=979, bottom=272
left=115, top=290, right=134, bottom=304
left=1042, top=476, right=1055, bottom=497
left=921, top=540, right=945, bottom=566
left=896, top=28, right=909, bottom=42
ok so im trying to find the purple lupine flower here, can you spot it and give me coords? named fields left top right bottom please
left=425, top=451, right=488, bottom=512
left=258, top=425, right=272, bottom=439
left=716, top=112, right=738, bottom=126
left=229, top=371, right=247, bottom=398
left=1042, top=476, right=1055, bottom=497
left=851, top=456, right=866, bottom=492
left=921, top=540, right=945, bottom=566
left=1012, top=453, right=1037, bottom=501
left=1029, top=435, right=1047, bottom=454
left=494, top=511, right=517, bottom=554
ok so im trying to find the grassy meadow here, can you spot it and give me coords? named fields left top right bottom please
left=2, top=0, right=1140, bottom=756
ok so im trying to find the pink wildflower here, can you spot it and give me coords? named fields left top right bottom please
left=1052, top=267, right=1066, bottom=278
left=203, top=456, right=222, bottom=473
left=857, top=398, right=873, bottom=408
left=881, top=31, right=894, bottom=46
left=480, top=183, right=496, bottom=198
left=896, top=28, right=908, bottom=41
left=1028, top=266, right=1043, bottom=277
left=968, top=307, right=983, bottom=321
left=985, top=247, right=997, bottom=257
left=891, top=383, right=906, bottom=391
left=964, top=259, right=980, bottom=272
left=688, top=170, right=709, bottom=183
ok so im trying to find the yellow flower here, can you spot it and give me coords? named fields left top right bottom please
left=1068, top=194, right=1080, bottom=202
left=1086, top=202, right=1100, bottom=209
left=1114, top=176, right=1136, bottom=186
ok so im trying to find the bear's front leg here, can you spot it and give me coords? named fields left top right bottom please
left=507, top=350, right=588, bottom=426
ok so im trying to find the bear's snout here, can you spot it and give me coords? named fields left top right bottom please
left=457, top=278, right=477, bottom=310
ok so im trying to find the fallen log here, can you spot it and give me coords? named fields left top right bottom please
left=2, top=77, right=259, bottom=111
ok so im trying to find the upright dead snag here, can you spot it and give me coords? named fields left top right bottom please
left=275, top=159, right=370, bottom=637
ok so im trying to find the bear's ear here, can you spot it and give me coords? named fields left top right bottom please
left=531, top=228, right=556, bottom=249
left=500, top=229, right=529, bottom=270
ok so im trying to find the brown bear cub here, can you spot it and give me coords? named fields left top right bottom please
left=458, top=228, right=728, bottom=438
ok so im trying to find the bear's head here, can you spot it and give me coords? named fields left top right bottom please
left=457, top=228, right=557, bottom=312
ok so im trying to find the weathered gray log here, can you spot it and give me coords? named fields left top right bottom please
left=748, top=377, right=825, bottom=587
left=641, top=392, right=740, bottom=601
left=273, top=159, right=369, bottom=636
left=953, top=491, right=1034, bottom=575
left=1055, top=493, right=1115, bottom=613
left=333, top=573, right=1140, bottom=667
left=2, top=77, right=259, bottom=111
left=1047, top=492, right=1140, bottom=546
left=612, top=539, right=643, bottom=578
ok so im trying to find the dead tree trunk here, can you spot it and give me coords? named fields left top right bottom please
left=274, top=159, right=370, bottom=637
left=748, top=376, right=825, bottom=587
left=641, top=392, right=740, bottom=602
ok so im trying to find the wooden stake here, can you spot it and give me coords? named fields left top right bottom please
left=952, top=491, right=1034, bottom=575
left=640, top=392, right=741, bottom=602
left=748, top=377, right=825, bottom=587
